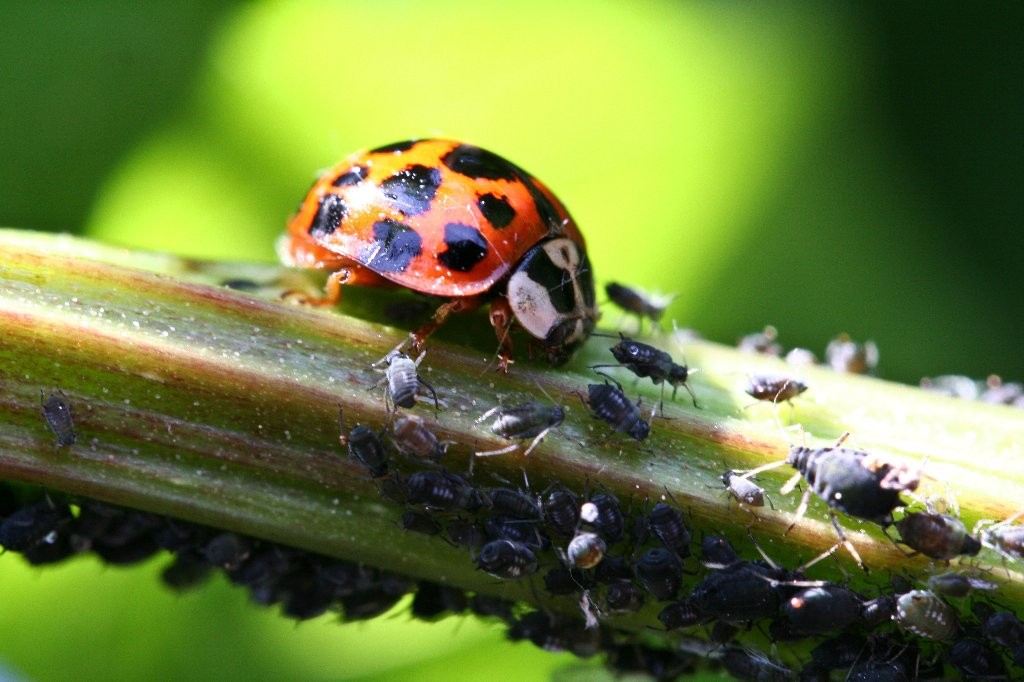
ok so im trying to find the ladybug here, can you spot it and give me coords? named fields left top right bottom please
left=279, top=139, right=598, bottom=369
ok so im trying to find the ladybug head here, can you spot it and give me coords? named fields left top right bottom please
left=505, top=238, right=598, bottom=365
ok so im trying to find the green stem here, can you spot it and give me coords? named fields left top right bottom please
left=1, top=228, right=1022, bottom=644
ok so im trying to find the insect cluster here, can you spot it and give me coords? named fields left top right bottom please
left=10, top=138, right=1024, bottom=680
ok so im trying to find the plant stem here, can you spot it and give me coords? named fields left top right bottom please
left=1, top=228, right=1022, bottom=644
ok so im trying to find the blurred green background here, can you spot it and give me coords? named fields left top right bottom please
left=1, top=2, right=1021, bottom=680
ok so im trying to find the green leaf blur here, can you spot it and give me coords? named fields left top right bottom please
left=1, top=2, right=1020, bottom=680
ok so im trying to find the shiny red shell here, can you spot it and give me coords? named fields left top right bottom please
left=281, top=139, right=586, bottom=297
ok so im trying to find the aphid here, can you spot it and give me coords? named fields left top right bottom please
left=895, top=511, right=981, bottom=560
left=604, top=282, right=674, bottom=332
left=411, top=581, right=468, bottom=620
left=825, top=333, right=878, bottom=374
left=483, top=515, right=548, bottom=550
left=391, top=413, right=447, bottom=462
left=806, top=634, right=868, bottom=676
left=981, top=374, right=1024, bottom=407
left=744, top=375, right=807, bottom=406
left=700, top=534, right=740, bottom=566
left=508, top=611, right=602, bottom=657
left=743, top=432, right=921, bottom=568
left=341, top=584, right=408, bottom=621
left=721, top=647, right=791, bottom=682
left=860, top=594, right=897, bottom=630
left=400, top=510, right=444, bottom=538
left=543, top=566, right=594, bottom=596
left=485, top=487, right=541, bottom=520
left=784, top=347, right=817, bottom=368
left=373, top=349, right=438, bottom=411
left=646, top=502, right=692, bottom=558
left=337, top=406, right=389, bottom=478
left=657, top=599, right=700, bottom=630
left=446, top=518, right=486, bottom=550
left=582, top=382, right=651, bottom=441
left=926, top=572, right=998, bottom=598
left=895, top=589, right=957, bottom=640
left=782, top=585, right=863, bottom=635
left=604, top=582, right=645, bottom=614
left=475, top=401, right=564, bottom=457
left=690, top=563, right=787, bottom=623
left=0, top=498, right=72, bottom=551
left=737, top=325, right=782, bottom=356
left=633, top=548, right=683, bottom=601
left=593, top=555, right=632, bottom=584
left=566, top=531, right=606, bottom=569
left=721, top=470, right=765, bottom=508
left=586, top=492, right=625, bottom=544
left=946, top=639, right=1007, bottom=680
left=975, top=603, right=1024, bottom=665
left=202, top=533, right=253, bottom=570
left=476, top=539, right=538, bottom=579
left=161, top=552, right=215, bottom=592
left=541, top=488, right=580, bottom=537
left=591, top=336, right=698, bottom=408
left=405, top=470, right=480, bottom=512
left=40, top=389, right=76, bottom=447
left=975, top=508, right=1024, bottom=561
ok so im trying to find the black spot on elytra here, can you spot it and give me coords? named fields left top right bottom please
left=438, top=223, right=488, bottom=272
left=308, top=194, right=348, bottom=238
left=331, top=165, right=368, bottom=187
left=380, top=165, right=442, bottom=216
left=477, top=193, right=516, bottom=228
left=370, top=140, right=418, bottom=154
left=360, top=218, right=423, bottom=273
left=523, top=178, right=564, bottom=235
left=442, top=145, right=519, bottom=181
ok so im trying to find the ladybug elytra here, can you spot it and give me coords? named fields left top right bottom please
left=279, top=139, right=598, bottom=369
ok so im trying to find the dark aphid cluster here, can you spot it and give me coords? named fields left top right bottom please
left=591, top=335, right=698, bottom=409
left=604, top=282, right=674, bottom=333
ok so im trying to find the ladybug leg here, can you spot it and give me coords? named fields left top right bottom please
left=409, top=296, right=487, bottom=354
left=488, top=297, right=516, bottom=373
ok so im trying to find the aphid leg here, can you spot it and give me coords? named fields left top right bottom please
left=475, top=406, right=500, bottom=424
left=828, top=511, right=866, bottom=571
left=778, top=470, right=803, bottom=495
left=784, top=485, right=812, bottom=536
left=795, top=541, right=844, bottom=575
left=520, top=426, right=555, bottom=457
left=417, top=376, right=441, bottom=414
left=474, top=442, right=522, bottom=458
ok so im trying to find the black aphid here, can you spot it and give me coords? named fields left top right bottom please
left=926, top=572, right=997, bottom=598
left=690, top=562, right=790, bottom=623
left=657, top=600, right=700, bottom=630
left=586, top=492, right=625, bottom=544
left=40, top=389, right=76, bottom=447
left=483, top=515, right=548, bottom=550
left=894, top=511, right=980, bottom=560
left=401, top=510, right=444, bottom=538
left=647, top=502, right=692, bottom=558
left=605, top=582, right=645, bottom=614
left=783, top=585, right=863, bottom=635
left=700, top=535, right=740, bottom=566
left=0, top=498, right=72, bottom=551
left=411, top=581, right=468, bottom=620
left=405, top=471, right=480, bottom=512
left=721, top=647, right=791, bottom=682
left=486, top=487, right=541, bottom=520
left=476, top=539, right=538, bottom=579
left=203, top=533, right=253, bottom=570
left=446, top=519, right=486, bottom=550
left=543, top=566, right=594, bottom=596
left=339, top=407, right=389, bottom=478
left=946, top=639, right=1007, bottom=680
left=583, top=382, right=650, bottom=441
left=475, top=401, right=564, bottom=457
left=604, top=282, right=674, bottom=332
left=745, top=375, right=807, bottom=405
left=542, top=488, right=580, bottom=537
left=591, top=336, right=698, bottom=408
left=633, top=548, right=682, bottom=601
